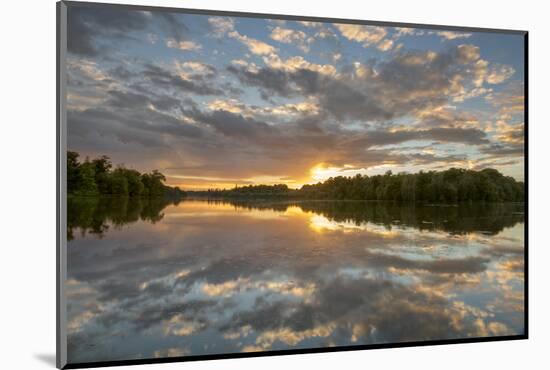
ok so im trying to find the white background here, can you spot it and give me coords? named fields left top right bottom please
left=1, top=0, right=548, bottom=369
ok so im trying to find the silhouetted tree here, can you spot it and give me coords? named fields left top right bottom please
left=66, top=151, right=185, bottom=199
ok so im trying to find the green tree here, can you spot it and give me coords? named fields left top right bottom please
left=67, top=151, right=81, bottom=193
left=125, top=169, right=145, bottom=196
left=76, top=159, right=98, bottom=195
left=92, top=155, right=113, bottom=193
left=110, top=169, right=129, bottom=195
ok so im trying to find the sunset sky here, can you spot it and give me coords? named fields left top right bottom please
left=66, top=4, right=525, bottom=190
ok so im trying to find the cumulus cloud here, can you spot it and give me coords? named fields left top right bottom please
left=263, top=54, right=338, bottom=76
left=270, top=26, right=306, bottom=44
left=487, top=64, right=516, bottom=84
left=229, top=30, right=278, bottom=55
left=376, top=39, right=394, bottom=51
left=394, top=27, right=417, bottom=36
left=335, top=24, right=387, bottom=45
left=299, top=21, right=322, bottom=28
left=457, top=44, right=481, bottom=63
left=208, top=16, right=235, bottom=35
left=174, top=61, right=217, bottom=78
left=270, top=26, right=310, bottom=51
left=435, top=31, right=472, bottom=40
left=165, top=39, right=202, bottom=51
left=486, top=82, right=524, bottom=116
left=207, top=98, right=320, bottom=117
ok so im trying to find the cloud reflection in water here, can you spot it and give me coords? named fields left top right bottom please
left=66, top=199, right=524, bottom=363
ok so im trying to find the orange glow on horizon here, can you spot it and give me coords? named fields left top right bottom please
left=165, top=163, right=364, bottom=191
left=164, top=161, right=510, bottom=191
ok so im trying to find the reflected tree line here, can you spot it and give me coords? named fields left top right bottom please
left=68, top=197, right=524, bottom=240
left=223, top=200, right=524, bottom=235
left=193, top=168, right=524, bottom=203
left=67, top=196, right=181, bottom=240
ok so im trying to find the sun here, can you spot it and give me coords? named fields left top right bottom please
left=310, top=163, right=329, bottom=182
left=309, top=163, right=355, bottom=183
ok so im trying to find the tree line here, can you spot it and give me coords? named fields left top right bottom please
left=67, top=151, right=185, bottom=199
left=191, top=168, right=524, bottom=203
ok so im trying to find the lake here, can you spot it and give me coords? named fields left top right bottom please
left=66, top=197, right=525, bottom=363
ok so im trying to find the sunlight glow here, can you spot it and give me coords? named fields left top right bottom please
left=309, top=163, right=371, bottom=183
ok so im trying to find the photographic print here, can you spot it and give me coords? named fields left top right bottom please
left=58, top=1, right=527, bottom=368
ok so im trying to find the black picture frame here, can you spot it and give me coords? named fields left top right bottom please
left=56, top=1, right=528, bottom=368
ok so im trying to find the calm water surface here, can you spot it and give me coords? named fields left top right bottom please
left=66, top=198, right=525, bottom=363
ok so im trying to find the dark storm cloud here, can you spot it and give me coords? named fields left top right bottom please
left=108, top=65, right=136, bottom=80
left=67, top=5, right=191, bottom=57
left=156, top=12, right=188, bottom=42
left=345, top=127, right=489, bottom=153
left=185, top=108, right=275, bottom=140
left=292, top=113, right=330, bottom=134
left=220, top=82, right=245, bottom=96
left=421, top=127, right=489, bottom=144
left=67, top=5, right=150, bottom=56
left=480, top=143, right=524, bottom=157
left=318, top=78, right=394, bottom=121
left=143, top=64, right=224, bottom=96
left=106, top=90, right=150, bottom=109
left=376, top=51, right=454, bottom=97
left=150, top=95, right=181, bottom=111
left=107, top=90, right=180, bottom=111
left=227, top=65, right=297, bottom=97
left=68, top=106, right=204, bottom=148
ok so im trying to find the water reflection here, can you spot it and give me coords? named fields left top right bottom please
left=67, top=196, right=181, bottom=240
left=66, top=198, right=525, bottom=364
